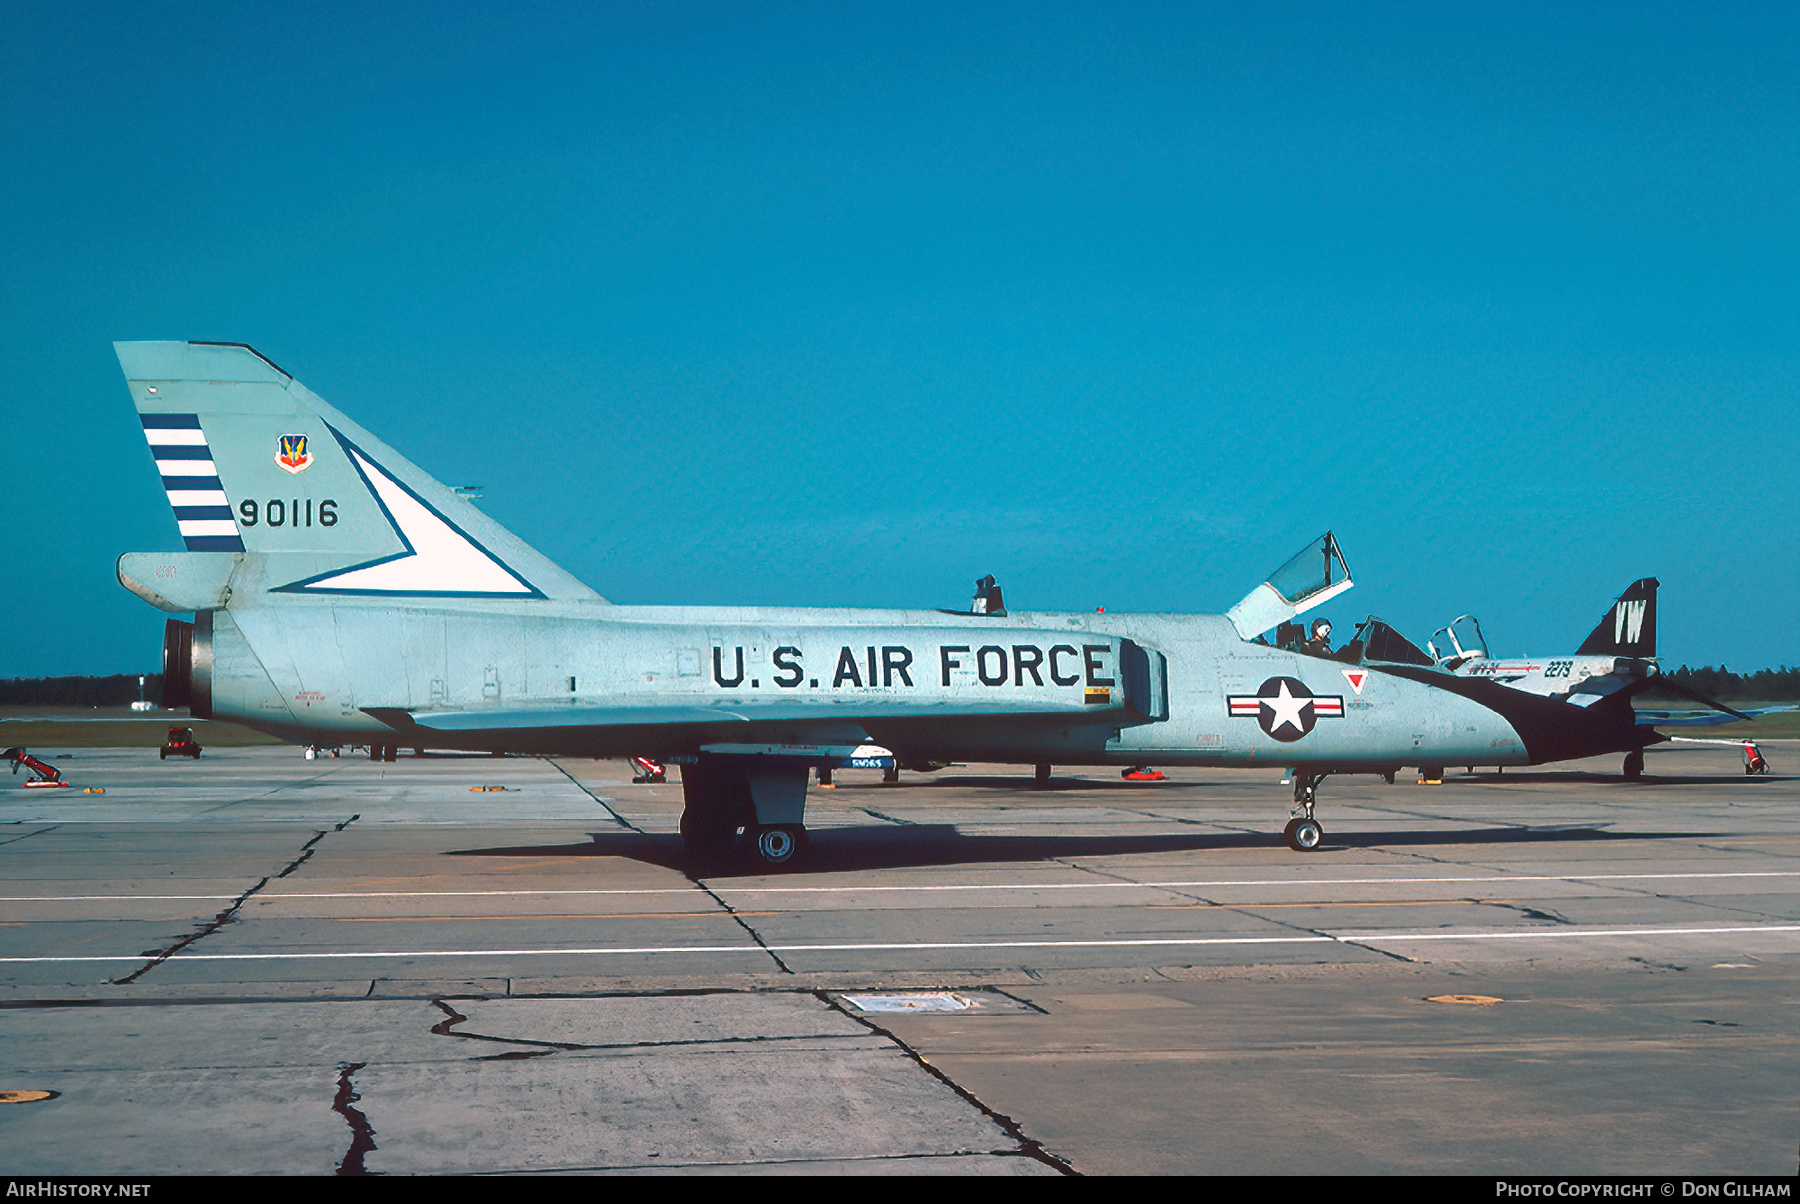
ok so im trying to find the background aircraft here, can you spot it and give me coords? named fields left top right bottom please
left=1429, top=578, right=1664, bottom=698
left=1424, top=578, right=1763, bottom=776
left=120, top=341, right=1664, bottom=860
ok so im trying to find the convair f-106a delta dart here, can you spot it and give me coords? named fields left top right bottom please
left=117, top=341, right=1662, bottom=861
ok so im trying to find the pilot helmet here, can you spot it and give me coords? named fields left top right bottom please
left=1310, top=618, right=1332, bottom=641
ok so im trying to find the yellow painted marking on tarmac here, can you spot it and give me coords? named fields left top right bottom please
left=1429, top=995, right=1504, bottom=1006
left=8, top=918, right=193, bottom=925
left=10, top=871, right=1793, bottom=903
left=1146, top=899, right=1481, bottom=910
left=327, top=911, right=781, bottom=922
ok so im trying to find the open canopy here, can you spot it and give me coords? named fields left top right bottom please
left=1225, top=532, right=1354, bottom=640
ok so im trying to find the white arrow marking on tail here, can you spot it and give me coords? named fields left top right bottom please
left=301, top=448, right=533, bottom=595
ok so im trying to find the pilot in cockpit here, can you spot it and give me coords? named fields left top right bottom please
left=1303, top=618, right=1333, bottom=657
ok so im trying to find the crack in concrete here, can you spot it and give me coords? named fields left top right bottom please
left=1111, top=805, right=1225, bottom=828
left=690, top=879, right=794, bottom=975
left=1047, top=854, right=1220, bottom=906
left=1482, top=900, right=1575, bottom=925
left=331, top=1061, right=381, bottom=1175
left=473, top=1048, right=557, bottom=1061
left=816, top=989, right=1078, bottom=1176
left=1034, top=855, right=1419, bottom=964
left=857, top=807, right=915, bottom=826
left=112, top=815, right=360, bottom=984
left=1110, top=805, right=1289, bottom=843
left=546, top=1148, right=1056, bottom=1172
left=1629, top=956, right=1689, bottom=973
left=981, top=984, right=1051, bottom=1015
left=0, top=824, right=60, bottom=847
left=430, top=999, right=583, bottom=1053
left=112, top=876, right=272, bottom=986
left=193, top=770, right=355, bottom=817
left=1331, top=937, right=1421, bottom=964
left=428, top=997, right=869, bottom=1059
left=543, top=758, right=640, bottom=831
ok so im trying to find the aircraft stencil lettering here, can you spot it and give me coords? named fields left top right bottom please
left=115, top=341, right=1665, bottom=859
left=699, top=642, right=1116, bottom=692
left=1614, top=599, right=1646, bottom=646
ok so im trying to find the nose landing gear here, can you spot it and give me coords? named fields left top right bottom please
left=1284, top=770, right=1330, bottom=851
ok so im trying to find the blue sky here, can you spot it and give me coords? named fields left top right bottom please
left=2, top=2, right=1795, bottom=677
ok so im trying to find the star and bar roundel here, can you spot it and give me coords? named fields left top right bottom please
left=1227, top=677, right=1345, bottom=742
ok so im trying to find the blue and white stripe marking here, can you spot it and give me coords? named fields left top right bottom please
left=140, top=414, right=245, bottom=552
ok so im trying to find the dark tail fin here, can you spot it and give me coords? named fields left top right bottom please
left=1576, top=578, right=1658, bottom=657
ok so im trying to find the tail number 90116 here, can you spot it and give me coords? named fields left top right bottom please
left=239, top=499, right=338, bottom=528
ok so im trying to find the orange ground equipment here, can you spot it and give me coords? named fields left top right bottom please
left=4, top=748, right=74, bottom=788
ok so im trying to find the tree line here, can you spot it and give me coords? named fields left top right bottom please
left=0, top=675, right=165, bottom=707
left=1644, top=665, right=1800, bottom=701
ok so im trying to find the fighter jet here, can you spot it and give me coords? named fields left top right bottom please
left=116, top=341, right=1663, bottom=859
left=1428, top=578, right=1665, bottom=697
left=1426, top=579, right=1751, bottom=776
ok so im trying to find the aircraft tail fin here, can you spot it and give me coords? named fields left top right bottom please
left=1575, top=577, right=1657, bottom=657
left=116, top=341, right=603, bottom=602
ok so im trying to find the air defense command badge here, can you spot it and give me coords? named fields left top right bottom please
left=1227, top=676, right=1344, bottom=742
left=275, top=433, right=314, bottom=474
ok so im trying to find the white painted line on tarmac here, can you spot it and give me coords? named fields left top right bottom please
left=0, top=936, right=1337, bottom=963
left=0, top=895, right=245, bottom=902
left=1336, top=924, right=1800, bottom=943
left=4, top=870, right=1797, bottom=904
left=3, top=924, right=1797, bottom=964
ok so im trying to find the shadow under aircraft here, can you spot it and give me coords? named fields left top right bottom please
left=446, top=822, right=1700, bottom=878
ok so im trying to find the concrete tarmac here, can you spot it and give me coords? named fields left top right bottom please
left=2, top=743, right=1796, bottom=1175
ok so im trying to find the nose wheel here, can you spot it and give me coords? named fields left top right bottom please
left=1283, top=816, right=1325, bottom=851
left=1284, top=770, right=1330, bottom=852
